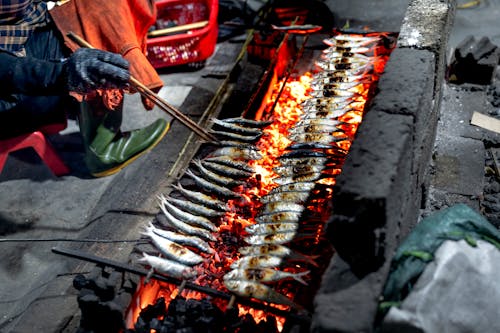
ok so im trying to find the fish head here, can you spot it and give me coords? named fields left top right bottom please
left=223, top=270, right=238, bottom=281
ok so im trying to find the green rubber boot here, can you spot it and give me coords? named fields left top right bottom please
left=79, top=101, right=169, bottom=177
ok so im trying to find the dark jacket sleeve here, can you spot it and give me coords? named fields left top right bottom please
left=0, top=51, right=66, bottom=95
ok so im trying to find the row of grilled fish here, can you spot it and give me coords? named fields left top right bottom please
left=224, top=34, right=387, bottom=308
left=137, top=117, right=266, bottom=280
left=138, top=33, right=386, bottom=308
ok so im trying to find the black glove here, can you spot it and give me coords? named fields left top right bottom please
left=64, top=48, right=130, bottom=94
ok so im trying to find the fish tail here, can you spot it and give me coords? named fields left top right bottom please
left=289, top=251, right=320, bottom=267
left=292, top=270, right=310, bottom=286
left=140, top=222, right=155, bottom=237
left=136, top=252, right=150, bottom=264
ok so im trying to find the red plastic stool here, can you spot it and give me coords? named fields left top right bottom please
left=0, top=129, right=70, bottom=176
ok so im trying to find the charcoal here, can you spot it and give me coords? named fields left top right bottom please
left=139, top=297, right=166, bottom=322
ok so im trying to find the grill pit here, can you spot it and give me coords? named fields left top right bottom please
left=65, top=1, right=455, bottom=332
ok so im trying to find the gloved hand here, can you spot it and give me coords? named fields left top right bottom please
left=64, top=48, right=130, bottom=94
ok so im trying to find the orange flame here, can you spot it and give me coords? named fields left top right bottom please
left=127, top=31, right=394, bottom=332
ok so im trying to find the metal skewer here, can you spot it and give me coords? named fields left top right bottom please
left=66, top=31, right=218, bottom=143
left=51, top=247, right=312, bottom=321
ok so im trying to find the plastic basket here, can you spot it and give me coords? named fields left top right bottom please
left=146, top=0, right=218, bottom=69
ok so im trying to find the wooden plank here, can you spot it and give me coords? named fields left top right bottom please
left=470, top=112, right=500, bottom=134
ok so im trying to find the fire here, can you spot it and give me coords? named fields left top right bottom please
left=126, top=31, right=394, bottom=332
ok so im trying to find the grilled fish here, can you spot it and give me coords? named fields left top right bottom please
left=244, top=231, right=297, bottom=245
left=223, top=280, right=303, bottom=309
left=224, top=267, right=310, bottom=285
left=203, top=156, right=255, bottom=173
left=185, top=169, right=243, bottom=199
left=171, top=183, right=229, bottom=212
left=209, top=129, right=262, bottom=143
left=209, top=146, right=263, bottom=160
left=217, top=117, right=272, bottom=128
left=309, top=81, right=365, bottom=92
left=255, top=211, right=302, bottom=224
left=159, top=194, right=218, bottom=232
left=268, top=182, right=316, bottom=194
left=259, top=202, right=305, bottom=215
left=245, top=222, right=299, bottom=235
left=288, top=124, right=342, bottom=135
left=137, top=252, right=197, bottom=279
left=274, top=172, right=322, bottom=185
left=239, top=244, right=319, bottom=266
left=260, top=190, right=311, bottom=204
left=230, top=254, right=284, bottom=269
left=308, top=88, right=358, bottom=98
left=288, top=132, right=350, bottom=144
left=159, top=199, right=217, bottom=241
left=144, top=222, right=214, bottom=254
left=211, top=118, right=263, bottom=136
left=201, top=160, right=254, bottom=179
left=165, top=196, right=224, bottom=219
left=273, top=164, right=326, bottom=177
left=141, top=227, right=204, bottom=266
left=310, top=73, right=369, bottom=84
left=193, top=159, right=245, bottom=187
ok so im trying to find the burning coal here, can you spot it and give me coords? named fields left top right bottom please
left=126, top=31, right=395, bottom=332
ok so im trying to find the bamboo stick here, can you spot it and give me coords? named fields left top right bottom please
left=66, top=31, right=217, bottom=143
left=147, top=21, right=209, bottom=38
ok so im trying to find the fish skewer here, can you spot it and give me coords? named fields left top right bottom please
left=141, top=227, right=205, bottom=266
left=230, top=254, right=284, bottom=269
left=224, top=267, right=310, bottom=285
left=260, top=190, right=311, bottom=204
left=243, top=231, right=298, bottom=245
left=208, top=146, right=263, bottom=160
left=159, top=198, right=216, bottom=241
left=164, top=196, right=224, bottom=219
left=259, top=202, right=305, bottom=215
left=224, top=280, right=304, bottom=310
left=209, top=129, right=263, bottom=143
left=203, top=156, right=255, bottom=173
left=200, top=160, right=254, bottom=179
left=211, top=118, right=264, bottom=136
left=185, top=169, right=243, bottom=199
left=193, top=159, right=245, bottom=187
left=159, top=194, right=218, bottom=232
left=216, top=117, right=272, bottom=128
left=171, top=183, right=229, bottom=212
left=144, top=222, right=214, bottom=254
left=137, top=252, right=197, bottom=279
left=239, top=244, right=319, bottom=267
left=245, top=222, right=299, bottom=236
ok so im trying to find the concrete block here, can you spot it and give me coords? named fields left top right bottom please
left=326, top=111, right=414, bottom=275
left=312, top=255, right=392, bottom=333
left=398, top=0, right=456, bottom=97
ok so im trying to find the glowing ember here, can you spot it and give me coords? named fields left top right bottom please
left=126, top=31, right=394, bottom=332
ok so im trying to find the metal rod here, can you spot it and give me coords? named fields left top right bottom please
left=52, top=247, right=311, bottom=322
left=269, top=34, right=310, bottom=114
left=66, top=31, right=218, bottom=143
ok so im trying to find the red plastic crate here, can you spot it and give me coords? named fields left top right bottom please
left=146, top=0, right=218, bottom=69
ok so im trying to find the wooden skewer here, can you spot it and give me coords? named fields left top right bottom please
left=147, top=21, right=209, bottom=38
left=66, top=31, right=218, bottom=143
